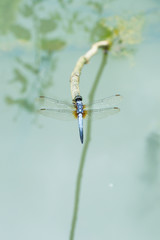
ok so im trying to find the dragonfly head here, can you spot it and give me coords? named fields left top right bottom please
left=73, top=95, right=82, bottom=104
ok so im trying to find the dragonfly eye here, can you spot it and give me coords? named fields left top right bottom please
left=74, top=95, right=82, bottom=102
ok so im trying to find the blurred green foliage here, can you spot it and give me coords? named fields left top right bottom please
left=19, top=3, right=33, bottom=17
left=5, top=96, right=35, bottom=112
left=11, top=68, right=28, bottom=93
left=2, top=0, right=144, bottom=114
left=90, top=15, right=144, bottom=56
left=0, top=0, right=21, bottom=34
left=16, top=58, right=38, bottom=74
left=3, top=0, right=67, bottom=113
left=40, top=39, right=66, bottom=52
left=87, top=0, right=103, bottom=14
left=11, top=24, right=31, bottom=41
left=39, top=18, right=58, bottom=34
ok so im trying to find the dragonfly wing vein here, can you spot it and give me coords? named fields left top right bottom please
left=38, top=108, right=75, bottom=121
left=85, top=94, right=122, bottom=110
left=85, top=107, right=120, bottom=120
left=36, top=96, right=73, bottom=110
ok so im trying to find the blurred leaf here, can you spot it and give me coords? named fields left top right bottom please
left=90, top=15, right=144, bottom=56
left=111, top=15, right=144, bottom=56
left=0, top=0, right=21, bottom=34
left=32, top=0, right=43, bottom=5
left=40, top=38, right=66, bottom=52
left=58, top=0, right=65, bottom=8
left=39, top=18, right=57, bottom=34
left=5, top=96, right=35, bottom=112
left=65, top=12, right=80, bottom=33
left=51, top=60, right=56, bottom=71
left=87, top=0, right=103, bottom=14
left=51, top=12, right=61, bottom=21
left=11, top=24, right=31, bottom=41
left=16, top=58, right=38, bottom=74
left=22, top=63, right=38, bottom=74
left=113, top=16, right=144, bottom=44
left=20, top=4, right=33, bottom=17
left=42, top=78, right=54, bottom=89
left=58, top=0, right=73, bottom=8
left=90, top=18, right=113, bottom=42
left=11, top=69, right=28, bottom=93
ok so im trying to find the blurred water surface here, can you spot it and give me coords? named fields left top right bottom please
left=0, top=0, right=160, bottom=240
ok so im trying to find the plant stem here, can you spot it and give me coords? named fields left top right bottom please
left=69, top=52, right=108, bottom=240
left=70, top=40, right=110, bottom=101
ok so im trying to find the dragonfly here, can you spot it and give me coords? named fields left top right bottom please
left=37, top=94, right=122, bottom=144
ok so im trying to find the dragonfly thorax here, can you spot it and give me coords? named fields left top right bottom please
left=74, top=95, right=84, bottom=115
left=76, top=100, right=84, bottom=114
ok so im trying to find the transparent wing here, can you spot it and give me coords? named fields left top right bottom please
left=85, top=107, right=120, bottom=120
left=36, top=96, right=73, bottom=110
left=38, top=108, right=76, bottom=121
left=36, top=96, right=76, bottom=121
left=36, top=95, right=121, bottom=121
left=85, top=94, right=122, bottom=110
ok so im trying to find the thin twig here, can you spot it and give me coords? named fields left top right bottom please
left=70, top=40, right=110, bottom=100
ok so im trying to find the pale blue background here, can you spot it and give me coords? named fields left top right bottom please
left=0, top=0, right=160, bottom=239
